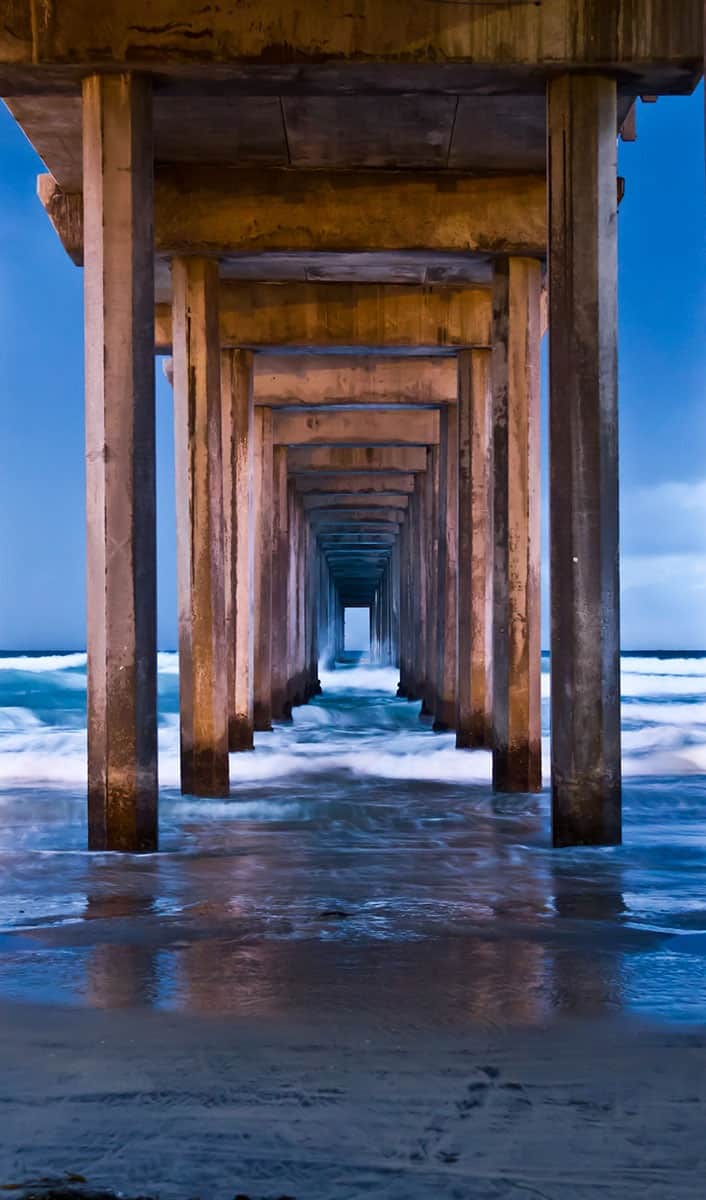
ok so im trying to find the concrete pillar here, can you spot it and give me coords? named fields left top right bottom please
left=457, top=349, right=493, bottom=749
left=319, top=550, right=336, bottom=671
left=434, top=405, right=458, bottom=731
left=286, top=481, right=300, bottom=706
left=335, top=591, right=345, bottom=662
left=397, top=512, right=410, bottom=694
left=221, top=349, right=255, bottom=751
left=378, top=572, right=387, bottom=665
left=172, top=257, right=229, bottom=797
left=491, top=257, right=542, bottom=794
left=303, top=518, right=317, bottom=696
left=414, top=473, right=429, bottom=702
left=296, top=499, right=306, bottom=697
left=253, top=406, right=274, bottom=730
left=271, top=444, right=290, bottom=719
left=422, top=446, right=440, bottom=718
left=308, top=525, right=320, bottom=694
left=287, top=487, right=308, bottom=706
left=391, top=536, right=401, bottom=669
left=548, top=76, right=621, bottom=846
left=83, top=73, right=157, bottom=851
left=383, top=566, right=392, bottom=665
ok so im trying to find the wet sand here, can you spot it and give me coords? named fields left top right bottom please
left=1, top=999, right=705, bottom=1200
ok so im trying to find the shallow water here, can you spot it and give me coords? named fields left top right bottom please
left=0, top=652, right=705, bottom=1025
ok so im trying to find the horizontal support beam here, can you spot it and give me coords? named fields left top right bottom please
left=3, top=3, right=701, bottom=87
left=327, top=569, right=389, bottom=579
left=39, top=169, right=545, bottom=266
left=294, top=473, right=415, bottom=495
left=318, top=536, right=396, bottom=546
left=159, top=168, right=546, bottom=259
left=257, top=357, right=457, bottom=407
left=156, top=283, right=491, bottom=353
left=273, top=408, right=438, bottom=447
left=303, top=496, right=408, bottom=513
left=311, top=519, right=404, bottom=532
left=325, top=549, right=391, bottom=558
left=288, top=446, right=427, bottom=473
left=307, top=508, right=405, bottom=523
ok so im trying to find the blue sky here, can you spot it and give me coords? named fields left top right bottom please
left=0, top=90, right=704, bottom=651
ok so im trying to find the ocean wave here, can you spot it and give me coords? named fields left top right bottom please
left=0, top=652, right=87, bottom=673
left=0, top=655, right=704, bottom=789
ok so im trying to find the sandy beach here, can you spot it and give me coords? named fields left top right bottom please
left=1, top=1000, right=704, bottom=1200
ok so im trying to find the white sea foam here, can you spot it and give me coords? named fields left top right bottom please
left=0, top=653, right=703, bottom=788
left=0, top=652, right=87, bottom=673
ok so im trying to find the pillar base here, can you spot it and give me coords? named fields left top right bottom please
left=455, top=726, right=488, bottom=751
left=229, top=718, right=254, bottom=753
left=433, top=699, right=456, bottom=732
left=181, top=752, right=230, bottom=798
left=552, top=779, right=622, bottom=847
left=88, top=788, right=158, bottom=854
left=492, top=749, right=542, bottom=795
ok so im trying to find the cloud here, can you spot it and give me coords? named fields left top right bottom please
left=540, top=480, right=706, bottom=648
left=621, top=479, right=706, bottom=557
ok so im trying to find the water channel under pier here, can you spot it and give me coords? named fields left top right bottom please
left=1, top=653, right=705, bottom=1025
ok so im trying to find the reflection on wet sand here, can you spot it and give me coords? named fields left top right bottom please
left=78, top=890, right=632, bottom=1026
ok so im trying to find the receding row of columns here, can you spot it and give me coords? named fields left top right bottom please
left=82, top=69, right=621, bottom=854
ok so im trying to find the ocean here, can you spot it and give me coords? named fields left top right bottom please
left=0, top=650, right=705, bottom=1024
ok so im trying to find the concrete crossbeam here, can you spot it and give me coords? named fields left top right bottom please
left=38, top=169, right=546, bottom=266
left=288, top=447, right=427, bottom=473
left=156, top=283, right=491, bottom=353
left=256, top=358, right=457, bottom=408
left=293, top=473, right=415, bottom=495
left=273, top=409, right=439, bottom=447
left=2, top=1, right=701, bottom=87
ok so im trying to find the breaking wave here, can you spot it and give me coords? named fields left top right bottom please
left=0, top=652, right=703, bottom=788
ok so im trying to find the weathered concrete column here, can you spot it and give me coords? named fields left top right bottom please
left=397, top=510, right=411, bottom=694
left=296, top=499, right=307, bottom=698
left=221, top=349, right=255, bottom=751
left=173, top=257, right=230, bottom=797
left=335, top=591, right=345, bottom=663
left=320, top=550, right=337, bottom=671
left=83, top=73, right=157, bottom=851
left=434, top=404, right=459, bottom=731
left=377, top=573, right=386, bottom=665
left=253, top=406, right=274, bottom=730
left=308, top=523, right=320, bottom=694
left=303, top=517, right=316, bottom=696
left=414, top=472, right=429, bottom=702
left=548, top=76, right=621, bottom=846
left=422, top=446, right=440, bottom=719
left=286, top=481, right=300, bottom=706
left=271, top=444, right=290, bottom=719
left=491, top=257, right=542, bottom=794
left=287, top=487, right=309, bottom=706
left=457, top=349, right=493, bottom=749
left=382, top=566, right=391, bottom=665
left=391, top=534, right=401, bottom=669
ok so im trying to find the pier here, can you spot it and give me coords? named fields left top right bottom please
left=0, top=1, right=702, bottom=851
